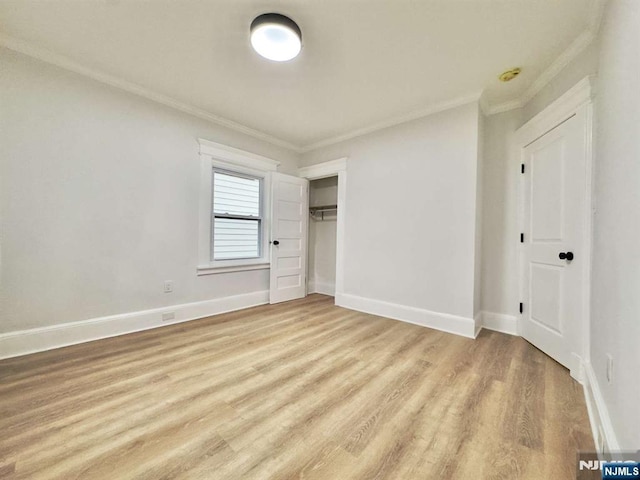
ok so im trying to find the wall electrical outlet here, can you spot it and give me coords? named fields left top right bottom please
left=606, top=354, right=614, bottom=384
left=164, top=280, right=174, bottom=293
left=162, top=312, right=175, bottom=322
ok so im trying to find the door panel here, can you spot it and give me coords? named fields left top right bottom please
left=278, top=219, right=302, bottom=236
left=270, top=173, right=308, bottom=304
left=530, top=264, right=563, bottom=334
left=277, top=274, right=301, bottom=289
left=277, top=256, right=301, bottom=270
left=521, top=113, right=586, bottom=371
left=531, top=137, right=565, bottom=241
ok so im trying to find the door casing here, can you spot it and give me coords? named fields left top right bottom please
left=514, top=76, right=594, bottom=381
left=298, top=158, right=348, bottom=300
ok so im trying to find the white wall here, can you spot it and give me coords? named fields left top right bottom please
left=473, top=110, right=485, bottom=317
left=302, top=103, right=481, bottom=323
left=590, top=0, right=640, bottom=450
left=480, top=108, right=522, bottom=316
left=0, top=48, right=299, bottom=335
left=308, top=177, right=338, bottom=295
left=309, top=176, right=338, bottom=208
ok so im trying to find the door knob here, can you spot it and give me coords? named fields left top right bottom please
left=273, top=240, right=280, bottom=246
left=559, top=251, right=574, bottom=261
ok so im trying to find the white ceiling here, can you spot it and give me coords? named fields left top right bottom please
left=0, top=0, right=602, bottom=151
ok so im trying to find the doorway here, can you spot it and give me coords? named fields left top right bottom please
left=298, top=158, right=348, bottom=302
left=515, top=77, right=594, bottom=380
left=308, top=176, right=338, bottom=296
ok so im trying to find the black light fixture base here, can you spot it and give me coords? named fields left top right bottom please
left=250, top=13, right=302, bottom=41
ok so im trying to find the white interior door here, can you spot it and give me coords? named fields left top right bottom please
left=521, top=113, right=587, bottom=373
left=270, top=173, right=308, bottom=304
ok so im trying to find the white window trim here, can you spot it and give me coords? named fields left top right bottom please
left=197, top=139, right=280, bottom=275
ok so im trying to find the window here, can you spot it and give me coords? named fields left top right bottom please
left=212, top=170, right=262, bottom=260
left=197, top=138, right=279, bottom=275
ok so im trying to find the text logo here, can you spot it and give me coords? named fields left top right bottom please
left=602, top=462, right=640, bottom=479
left=577, top=451, right=640, bottom=480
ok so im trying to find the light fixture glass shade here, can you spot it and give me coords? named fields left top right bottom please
left=250, top=13, right=302, bottom=62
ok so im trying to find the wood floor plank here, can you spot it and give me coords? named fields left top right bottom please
left=0, top=294, right=593, bottom=479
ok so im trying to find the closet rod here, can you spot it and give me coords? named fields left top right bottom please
left=309, top=204, right=337, bottom=213
left=309, top=204, right=337, bottom=220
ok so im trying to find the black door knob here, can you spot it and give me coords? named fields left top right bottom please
left=273, top=240, right=280, bottom=246
left=559, top=251, right=574, bottom=261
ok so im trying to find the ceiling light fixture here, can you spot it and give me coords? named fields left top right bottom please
left=250, top=13, right=302, bottom=62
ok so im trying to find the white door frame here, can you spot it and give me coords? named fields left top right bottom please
left=514, top=76, right=595, bottom=381
left=298, top=158, right=348, bottom=298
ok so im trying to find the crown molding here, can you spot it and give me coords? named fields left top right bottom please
left=2, top=32, right=481, bottom=156
left=520, top=29, right=597, bottom=107
left=301, top=0, right=606, bottom=148
left=477, top=0, right=605, bottom=117
left=481, top=30, right=599, bottom=116
left=0, top=34, right=301, bottom=153
left=484, top=99, right=524, bottom=116
left=2, top=0, right=606, bottom=153
left=587, top=0, right=607, bottom=34
left=299, top=92, right=482, bottom=152
left=519, top=0, right=607, bottom=106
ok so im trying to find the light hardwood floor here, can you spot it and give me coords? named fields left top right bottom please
left=0, top=294, right=593, bottom=479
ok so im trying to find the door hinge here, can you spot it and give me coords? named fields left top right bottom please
left=519, top=302, right=523, bottom=314
left=521, top=164, right=525, bottom=174
left=520, top=233, right=524, bottom=243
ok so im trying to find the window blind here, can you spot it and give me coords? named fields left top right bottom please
left=212, top=170, right=261, bottom=260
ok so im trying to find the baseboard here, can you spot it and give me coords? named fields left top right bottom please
left=474, top=311, right=483, bottom=338
left=335, top=293, right=476, bottom=338
left=308, top=281, right=335, bottom=296
left=0, top=290, right=269, bottom=360
left=479, top=311, right=519, bottom=336
left=2, top=291, right=618, bottom=457
left=582, top=360, right=621, bottom=454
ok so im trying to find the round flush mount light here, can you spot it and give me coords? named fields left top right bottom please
left=250, top=13, right=302, bottom=62
left=498, top=67, right=522, bottom=82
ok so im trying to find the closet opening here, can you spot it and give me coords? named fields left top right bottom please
left=308, top=176, right=338, bottom=297
left=298, top=157, right=347, bottom=303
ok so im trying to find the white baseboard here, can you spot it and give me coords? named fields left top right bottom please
left=308, top=281, right=335, bottom=296
left=335, top=293, right=476, bottom=338
left=479, top=311, right=519, bottom=336
left=0, top=290, right=269, bottom=360
left=474, top=311, right=483, bottom=338
left=1, top=289, right=617, bottom=458
left=582, top=360, right=621, bottom=454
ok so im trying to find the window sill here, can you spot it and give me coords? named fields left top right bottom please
left=197, top=262, right=270, bottom=276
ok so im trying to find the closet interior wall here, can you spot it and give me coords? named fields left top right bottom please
left=308, top=176, right=338, bottom=296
